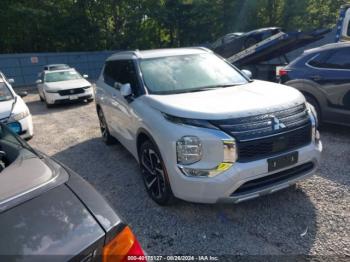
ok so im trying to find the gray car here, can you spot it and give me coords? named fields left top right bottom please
left=0, top=124, right=144, bottom=261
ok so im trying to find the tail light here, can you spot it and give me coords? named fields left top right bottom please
left=278, top=68, right=289, bottom=77
left=103, top=226, right=146, bottom=262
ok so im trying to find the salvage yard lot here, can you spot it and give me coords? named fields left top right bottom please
left=24, top=90, right=349, bottom=256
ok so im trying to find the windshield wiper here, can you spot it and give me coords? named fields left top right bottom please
left=184, top=84, right=239, bottom=93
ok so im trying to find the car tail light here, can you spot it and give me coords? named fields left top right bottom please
left=278, top=68, right=288, bottom=77
left=102, top=226, right=145, bottom=262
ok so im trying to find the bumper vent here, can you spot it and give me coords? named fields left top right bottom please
left=231, top=162, right=314, bottom=196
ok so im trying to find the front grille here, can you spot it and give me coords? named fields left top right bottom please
left=58, top=88, right=84, bottom=96
left=238, top=124, right=311, bottom=162
left=210, top=104, right=312, bottom=162
left=231, top=162, right=314, bottom=196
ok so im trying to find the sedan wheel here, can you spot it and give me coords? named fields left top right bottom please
left=139, top=140, right=175, bottom=205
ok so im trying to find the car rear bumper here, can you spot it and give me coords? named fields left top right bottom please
left=168, top=140, right=322, bottom=204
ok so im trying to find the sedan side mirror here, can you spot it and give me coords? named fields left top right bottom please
left=36, top=79, right=42, bottom=84
left=120, top=83, right=132, bottom=97
left=8, top=78, right=15, bottom=84
left=17, top=91, right=28, bottom=98
left=83, top=74, right=89, bottom=78
left=241, top=69, right=253, bottom=79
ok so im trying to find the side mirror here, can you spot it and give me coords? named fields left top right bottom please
left=36, top=79, right=42, bottom=84
left=120, top=83, right=132, bottom=97
left=83, top=74, right=88, bottom=78
left=241, top=69, right=252, bottom=79
left=8, top=78, right=15, bottom=84
left=17, top=91, right=28, bottom=98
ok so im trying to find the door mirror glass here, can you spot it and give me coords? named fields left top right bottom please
left=120, top=83, right=132, bottom=97
left=241, top=69, right=253, bottom=79
left=36, top=79, right=42, bottom=84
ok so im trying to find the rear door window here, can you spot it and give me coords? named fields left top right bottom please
left=308, top=48, right=350, bottom=69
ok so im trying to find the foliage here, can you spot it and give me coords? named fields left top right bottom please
left=0, top=0, right=344, bottom=53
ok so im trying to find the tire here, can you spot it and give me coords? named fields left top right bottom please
left=39, top=95, right=44, bottom=102
left=97, top=108, right=115, bottom=145
left=139, top=140, right=175, bottom=205
left=46, top=101, right=54, bottom=108
left=304, top=94, right=322, bottom=125
left=87, top=97, right=94, bottom=103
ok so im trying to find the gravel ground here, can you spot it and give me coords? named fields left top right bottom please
left=23, top=91, right=349, bottom=258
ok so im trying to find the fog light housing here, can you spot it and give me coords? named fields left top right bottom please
left=179, top=162, right=233, bottom=178
left=176, top=136, right=202, bottom=165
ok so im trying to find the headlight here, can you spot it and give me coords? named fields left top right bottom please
left=178, top=139, right=237, bottom=178
left=163, top=113, right=218, bottom=130
left=45, top=88, right=60, bottom=93
left=176, top=136, right=202, bottom=165
left=9, top=110, right=29, bottom=122
left=307, top=103, right=320, bottom=142
left=83, top=85, right=91, bottom=89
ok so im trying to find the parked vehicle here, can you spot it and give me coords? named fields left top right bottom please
left=212, top=27, right=283, bottom=58
left=43, top=63, right=70, bottom=71
left=36, top=67, right=94, bottom=107
left=0, top=123, right=145, bottom=260
left=0, top=72, right=33, bottom=139
left=280, top=42, right=350, bottom=126
left=95, top=48, right=322, bottom=205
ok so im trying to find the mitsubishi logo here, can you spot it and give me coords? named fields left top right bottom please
left=271, top=115, right=286, bottom=130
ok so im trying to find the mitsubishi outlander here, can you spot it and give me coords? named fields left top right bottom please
left=95, top=48, right=322, bottom=205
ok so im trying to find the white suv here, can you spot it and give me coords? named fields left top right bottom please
left=95, top=48, right=322, bottom=205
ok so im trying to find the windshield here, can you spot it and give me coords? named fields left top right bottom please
left=44, top=70, right=82, bottom=83
left=0, top=82, right=13, bottom=101
left=139, top=53, right=248, bottom=94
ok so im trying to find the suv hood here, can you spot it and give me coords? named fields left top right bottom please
left=143, top=80, right=305, bottom=120
left=45, top=79, right=91, bottom=90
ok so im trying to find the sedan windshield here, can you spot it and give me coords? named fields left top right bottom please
left=45, top=70, right=82, bottom=83
left=139, top=53, right=248, bottom=94
left=0, top=82, right=13, bottom=101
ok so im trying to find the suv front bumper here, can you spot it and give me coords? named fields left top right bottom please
left=167, top=140, right=322, bottom=203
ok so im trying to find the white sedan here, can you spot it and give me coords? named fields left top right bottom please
left=0, top=74, right=33, bottom=140
left=36, top=68, right=94, bottom=107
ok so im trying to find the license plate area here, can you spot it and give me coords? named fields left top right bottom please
left=69, top=95, right=78, bottom=100
left=268, top=151, right=298, bottom=172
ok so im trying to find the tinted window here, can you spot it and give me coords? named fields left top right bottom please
left=0, top=82, right=13, bottom=101
left=103, top=60, right=140, bottom=95
left=309, top=48, right=350, bottom=69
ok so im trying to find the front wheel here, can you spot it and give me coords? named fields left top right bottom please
left=305, top=95, right=321, bottom=125
left=139, top=140, right=175, bottom=205
left=97, top=108, right=115, bottom=145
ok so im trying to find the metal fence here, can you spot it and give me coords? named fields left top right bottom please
left=0, top=51, right=115, bottom=87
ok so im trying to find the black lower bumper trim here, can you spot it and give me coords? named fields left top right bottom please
left=231, top=162, right=315, bottom=196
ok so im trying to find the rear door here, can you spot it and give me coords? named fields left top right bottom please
left=307, top=47, right=350, bottom=111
